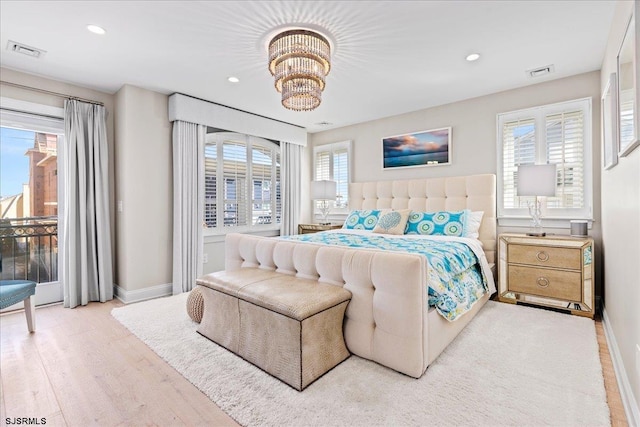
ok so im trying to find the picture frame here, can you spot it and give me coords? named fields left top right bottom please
left=617, top=6, right=640, bottom=157
left=602, top=73, right=618, bottom=170
left=382, top=127, right=451, bottom=169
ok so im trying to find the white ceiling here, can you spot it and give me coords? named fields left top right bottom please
left=0, top=1, right=616, bottom=133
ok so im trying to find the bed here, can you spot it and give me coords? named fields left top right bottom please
left=223, top=173, right=497, bottom=378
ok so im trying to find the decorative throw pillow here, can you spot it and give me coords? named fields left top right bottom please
left=342, top=209, right=382, bottom=230
left=463, top=211, right=484, bottom=239
left=373, top=209, right=411, bottom=235
left=404, top=209, right=470, bottom=236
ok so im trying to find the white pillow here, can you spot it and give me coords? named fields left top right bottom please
left=373, top=209, right=411, bottom=235
left=464, top=211, right=484, bottom=239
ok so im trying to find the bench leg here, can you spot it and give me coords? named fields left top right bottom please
left=24, top=296, right=36, bottom=333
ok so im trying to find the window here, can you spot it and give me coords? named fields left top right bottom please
left=1, top=104, right=65, bottom=305
left=204, top=131, right=280, bottom=233
left=313, top=141, right=351, bottom=217
left=497, top=98, right=592, bottom=223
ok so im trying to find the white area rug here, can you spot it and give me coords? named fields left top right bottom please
left=112, top=295, right=610, bottom=427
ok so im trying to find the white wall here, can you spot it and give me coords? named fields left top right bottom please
left=114, top=85, right=172, bottom=294
left=310, top=71, right=600, bottom=184
left=600, top=1, right=640, bottom=423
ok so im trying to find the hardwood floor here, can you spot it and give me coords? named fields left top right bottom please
left=595, top=317, right=629, bottom=427
left=0, top=300, right=238, bottom=427
left=0, top=301, right=629, bottom=427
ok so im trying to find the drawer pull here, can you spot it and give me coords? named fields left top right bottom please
left=536, top=251, right=550, bottom=262
left=536, top=277, right=550, bottom=288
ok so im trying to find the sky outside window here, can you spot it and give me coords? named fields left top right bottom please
left=0, top=127, right=34, bottom=198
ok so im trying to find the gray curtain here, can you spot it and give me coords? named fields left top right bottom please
left=281, top=142, right=302, bottom=236
left=172, top=121, right=205, bottom=294
left=62, top=99, right=113, bottom=308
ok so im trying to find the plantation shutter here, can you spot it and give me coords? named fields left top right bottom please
left=545, top=110, right=584, bottom=209
left=203, top=132, right=281, bottom=232
left=497, top=97, right=591, bottom=222
left=313, top=141, right=351, bottom=215
left=333, top=148, right=349, bottom=209
left=275, top=151, right=281, bottom=224
left=204, top=142, right=218, bottom=227
left=502, top=118, right=536, bottom=209
left=315, top=151, right=331, bottom=180
left=314, top=150, right=331, bottom=212
left=619, top=96, right=634, bottom=148
left=251, top=145, right=273, bottom=225
left=222, top=140, right=248, bottom=227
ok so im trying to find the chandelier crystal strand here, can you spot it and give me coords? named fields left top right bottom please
left=282, top=78, right=322, bottom=111
left=268, top=29, right=331, bottom=111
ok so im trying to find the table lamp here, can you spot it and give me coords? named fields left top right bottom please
left=311, top=180, right=337, bottom=225
left=517, top=164, right=557, bottom=236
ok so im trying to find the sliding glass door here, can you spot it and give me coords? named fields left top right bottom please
left=0, top=109, right=64, bottom=306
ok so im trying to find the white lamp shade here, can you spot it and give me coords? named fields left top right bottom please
left=517, top=164, right=557, bottom=197
left=310, top=180, right=337, bottom=200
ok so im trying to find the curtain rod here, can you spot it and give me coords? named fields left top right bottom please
left=0, top=80, right=105, bottom=106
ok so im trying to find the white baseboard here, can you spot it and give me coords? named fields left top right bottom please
left=114, top=283, right=173, bottom=304
left=602, top=308, right=640, bottom=427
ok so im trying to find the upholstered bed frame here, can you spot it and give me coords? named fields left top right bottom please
left=223, top=173, right=497, bottom=378
left=349, top=173, right=497, bottom=265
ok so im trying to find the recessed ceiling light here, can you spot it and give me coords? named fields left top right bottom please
left=466, top=53, right=480, bottom=62
left=87, top=24, right=106, bottom=35
left=228, top=76, right=240, bottom=83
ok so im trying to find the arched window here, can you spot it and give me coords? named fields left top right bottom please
left=203, top=131, right=280, bottom=233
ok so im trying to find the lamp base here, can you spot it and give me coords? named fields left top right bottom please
left=318, top=222, right=332, bottom=226
left=526, top=231, right=546, bottom=237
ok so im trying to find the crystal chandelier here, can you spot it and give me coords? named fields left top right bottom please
left=268, top=29, right=331, bottom=111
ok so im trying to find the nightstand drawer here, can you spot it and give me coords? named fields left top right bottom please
left=508, top=265, right=582, bottom=301
left=508, top=244, right=581, bottom=270
left=297, top=223, right=342, bottom=234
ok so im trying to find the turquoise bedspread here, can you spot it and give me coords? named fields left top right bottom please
left=280, top=231, right=488, bottom=321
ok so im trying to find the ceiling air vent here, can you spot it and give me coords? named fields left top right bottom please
left=527, top=64, right=554, bottom=78
left=6, top=40, right=46, bottom=58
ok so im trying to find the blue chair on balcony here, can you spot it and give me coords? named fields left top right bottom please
left=0, top=280, right=37, bottom=332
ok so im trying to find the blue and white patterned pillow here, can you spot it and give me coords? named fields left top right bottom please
left=404, top=210, right=470, bottom=236
left=343, top=209, right=382, bottom=230
left=373, top=209, right=411, bottom=235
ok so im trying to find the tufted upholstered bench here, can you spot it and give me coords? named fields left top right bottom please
left=196, top=269, right=352, bottom=391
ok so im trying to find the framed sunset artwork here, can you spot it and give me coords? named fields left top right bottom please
left=382, top=127, right=451, bottom=169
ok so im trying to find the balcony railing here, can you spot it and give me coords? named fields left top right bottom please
left=0, top=216, right=58, bottom=283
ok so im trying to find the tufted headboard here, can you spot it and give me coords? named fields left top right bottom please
left=349, top=174, right=497, bottom=265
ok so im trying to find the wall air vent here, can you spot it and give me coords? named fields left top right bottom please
left=527, top=64, right=554, bottom=78
left=6, top=40, right=46, bottom=58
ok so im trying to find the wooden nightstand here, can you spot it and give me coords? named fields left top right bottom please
left=498, top=233, right=595, bottom=318
left=297, top=223, right=342, bottom=234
